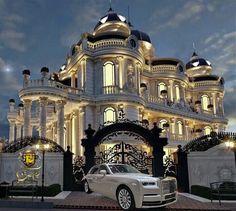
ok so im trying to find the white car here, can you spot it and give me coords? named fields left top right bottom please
left=83, top=163, right=177, bottom=210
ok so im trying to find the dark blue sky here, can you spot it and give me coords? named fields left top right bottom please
left=0, top=0, right=236, bottom=138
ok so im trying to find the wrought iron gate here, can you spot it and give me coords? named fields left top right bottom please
left=95, top=142, right=153, bottom=174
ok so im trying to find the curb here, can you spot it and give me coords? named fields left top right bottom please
left=54, top=204, right=121, bottom=210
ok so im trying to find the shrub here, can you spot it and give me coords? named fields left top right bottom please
left=191, top=185, right=211, bottom=199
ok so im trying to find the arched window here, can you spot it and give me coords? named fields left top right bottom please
left=201, top=95, right=210, bottom=110
left=159, top=119, right=168, bottom=130
left=175, top=85, right=180, bottom=101
left=103, top=61, right=115, bottom=87
left=157, top=82, right=167, bottom=98
left=104, top=107, right=116, bottom=125
left=204, top=126, right=212, bottom=135
left=177, top=121, right=183, bottom=135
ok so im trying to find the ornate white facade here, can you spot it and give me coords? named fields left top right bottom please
left=7, top=9, right=227, bottom=156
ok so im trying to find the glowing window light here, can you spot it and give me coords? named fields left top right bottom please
left=201, top=95, right=210, bottom=110
left=175, top=85, right=180, bottom=101
left=157, top=82, right=167, bottom=98
left=118, top=15, right=126, bottom=22
left=159, top=119, right=167, bottom=130
left=103, top=61, right=115, bottom=86
left=192, top=61, right=199, bottom=67
left=104, top=107, right=116, bottom=125
left=177, top=121, right=183, bottom=135
left=206, top=60, right=211, bottom=66
left=204, top=126, right=212, bottom=135
left=100, top=16, right=108, bottom=23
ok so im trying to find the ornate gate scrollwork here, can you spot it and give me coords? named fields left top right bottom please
left=96, top=142, right=153, bottom=174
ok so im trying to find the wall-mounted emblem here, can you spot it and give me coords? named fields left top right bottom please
left=21, top=149, right=38, bottom=167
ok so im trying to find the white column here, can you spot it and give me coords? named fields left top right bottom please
left=23, top=99, right=32, bottom=137
left=16, top=123, right=22, bottom=139
left=79, top=107, right=85, bottom=156
left=39, top=97, right=48, bottom=138
left=71, top=72, right=76, bottom=88
left=170, top=118, right=176, bottom=139
left=9, top=121, right=15, bottom=143
left=169, top=80, right=173, bottom=102
left=136, top=63, right=141, bottom=95
left=71, top=111, right=78, bottom=155
left=185, top=121, right=189, bottom=141
left=65, top=115, right=71, bottom=149
left=57, top=100, right=65, bottom=148
left=117, top=56, right=124, bottom=92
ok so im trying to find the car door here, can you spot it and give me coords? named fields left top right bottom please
left=86, top=166, right=100, bottom=192
left=95, top=165, right=112, bottom=197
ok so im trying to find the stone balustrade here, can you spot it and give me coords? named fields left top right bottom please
left=87, top=39, right=127, bottom=50
left=152, top=65, right=177, bottom=73
left=192, top=80, right=223, bottom=88
left=23, top=79, right=83, bottom=95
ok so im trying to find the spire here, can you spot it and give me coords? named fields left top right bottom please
left=127, top=5, right=133, bottom=27
left=192, top=42, right=198, bottom=57
left=108, top=0, right=113, bottom=12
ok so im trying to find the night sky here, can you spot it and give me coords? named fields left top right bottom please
left=0, top=0, right=235, bottom=138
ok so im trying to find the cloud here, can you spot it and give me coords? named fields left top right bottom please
left=0, top=0, right=26, bottom=51
left=158, top=1, right=204, bottom=29
left=0, top=57, right=22, bottom=91
left=0, top=30, right=26, bottom=51
left=60, top=0, right=105, bottom=47
left=224, top=84, right=236, bottom=132
left=202, top=31, right=236, bottom=78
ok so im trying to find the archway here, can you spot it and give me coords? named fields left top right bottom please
left=82, top=122, right=167, bottom=177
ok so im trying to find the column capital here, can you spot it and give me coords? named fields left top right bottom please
left=56, top=100, right=66, bottom=106
left=39, top=97, right=48, bottom=105
left=23, top=99, right=32, bottom=106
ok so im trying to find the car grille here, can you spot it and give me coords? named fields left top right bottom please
left=162, top=179, right=176, bottom=194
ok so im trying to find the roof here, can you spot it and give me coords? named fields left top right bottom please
left=131, top=30, right=151, bottom=43
left=151, top=59, right=179, bottom=66
left=186, top=51, right=211, bottom=69
left=189, top=75, right=224, bottom=85
left=94, top=12, right=127, bottom=30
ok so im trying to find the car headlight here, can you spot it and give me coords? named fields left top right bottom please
left=142, top=182, right=156, bottom=186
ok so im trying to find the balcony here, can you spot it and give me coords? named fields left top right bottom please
left=102, top=86, right=120, bottom=94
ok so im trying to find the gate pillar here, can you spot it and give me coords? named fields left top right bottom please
left=175, top=145, right=189, bottom=192
left=151, top=123, right=168, bottom=177
left=63, top=146, right=73, bottom=190
left=81, top=124, right=96, bottom=174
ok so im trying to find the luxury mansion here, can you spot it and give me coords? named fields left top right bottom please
left=7, top=8, right=228, bottom=157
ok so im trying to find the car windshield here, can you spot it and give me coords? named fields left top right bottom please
left=108, top=164, right=141, bottom=174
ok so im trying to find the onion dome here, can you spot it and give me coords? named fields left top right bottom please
left=22, top=69, right=30, bottom=75
left=93, top=8, right=130, bottom=37
left=9, top=99, right=15, bottom=103
left=186, top=52, right=211, bottom=69
left=18, top=103, right=24, bottom=107
left=41, top=67, right=49, bottom=73
left=131, top=30, right=151, bottom=43
left=94, top=12, right=127, bottom=30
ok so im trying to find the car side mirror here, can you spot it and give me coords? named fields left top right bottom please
left=100, top=170, right=107, bottom=175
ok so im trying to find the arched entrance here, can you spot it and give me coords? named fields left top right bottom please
left=82, top=122, right=168, bottom=177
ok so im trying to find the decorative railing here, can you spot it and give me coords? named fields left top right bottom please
left=152, top=65, right=177, bottom=73
left=182, top=132, right=236, bottom=152
left=192, top=80, right=223, bottom=88
left=102, top=85, right=120, bottom=94
left=145, top=94, right=197, bottom=114
left=23, top=79, right=84, bottom=95
left=87, top=39, right=126, bottom=50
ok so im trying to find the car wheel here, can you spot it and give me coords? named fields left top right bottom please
left=84, top=180, right=92, bottom=194
left=117, top=186, right=135, bottom=211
